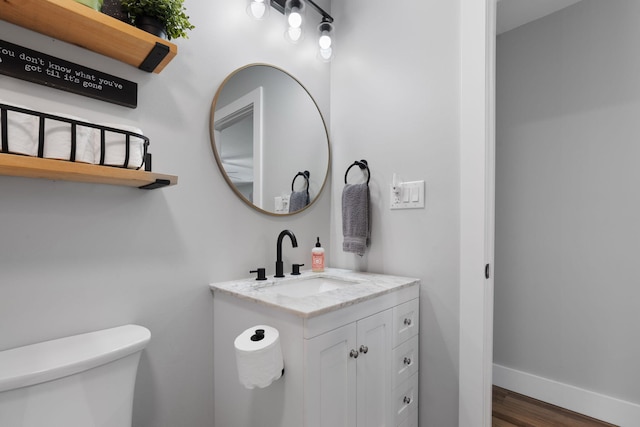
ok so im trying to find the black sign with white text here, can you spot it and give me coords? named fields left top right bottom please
left=0, top=39, right=137, bottom=108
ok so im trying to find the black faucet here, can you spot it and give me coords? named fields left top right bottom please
left=275, top=229, right=298, bottom=278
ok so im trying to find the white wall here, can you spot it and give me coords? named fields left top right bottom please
left=0, top=1, right=331, bottom=426
left=330, top=0, right=461, bottom=425
left=495, top=0, right=640, bottom=421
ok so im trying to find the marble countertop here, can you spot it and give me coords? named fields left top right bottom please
left=209, top=268, right=420, bottom=318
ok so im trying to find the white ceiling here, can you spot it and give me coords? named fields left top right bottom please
left=497, top=0, right=584, bottom=34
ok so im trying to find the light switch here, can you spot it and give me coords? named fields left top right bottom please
left=410, top=187, right=419, bottom=202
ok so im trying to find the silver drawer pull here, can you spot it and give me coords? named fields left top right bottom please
left=359, top=345, right=369, bottom=354
left=349, top=349, right=359, bottom=359
left=403, top=396, right=412, bottom=405
left=403, top=357, right=412, bottom=365
left=403, top=318, right=412, bottom=326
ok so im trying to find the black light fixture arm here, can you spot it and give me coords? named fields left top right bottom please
left=305, top=0, right=334, bottom=22
left=270, top=0, right=333, bottom=23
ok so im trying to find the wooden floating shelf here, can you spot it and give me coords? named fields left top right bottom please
left=0, top=0, right=177, bottom=73
left=0, top=153, right=178, bottom=189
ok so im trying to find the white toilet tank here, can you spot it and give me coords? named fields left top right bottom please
left=0, top=324, right=150, bottom=427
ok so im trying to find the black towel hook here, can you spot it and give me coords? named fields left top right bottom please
left=344, top=160, right=370, bottom=185
left=291, top=170, right=310, bottom=192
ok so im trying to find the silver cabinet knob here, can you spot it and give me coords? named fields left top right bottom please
left=349, top=349, right=359, bottom=359
left=403, top=396, right=412, bottom=405
left=404, top=318, right=412, bottom=326
left=359, top=345, right=369, bottom=354
left=403, top=357, right=412, bottom=365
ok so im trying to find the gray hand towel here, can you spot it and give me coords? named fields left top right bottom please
left=289, top=190, right=310, bottom=212
left=342, top=183, right=370, bottom=256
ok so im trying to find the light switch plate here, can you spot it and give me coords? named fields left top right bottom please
left=390, top=181, right=425, bottom=210
left=274, top=194, right=290, bottom=213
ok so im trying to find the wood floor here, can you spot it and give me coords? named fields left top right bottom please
left=492, top=386, right=618, bottom=427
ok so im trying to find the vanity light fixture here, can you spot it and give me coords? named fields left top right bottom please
left=247, top=0, right=335, bottom=61
left=317, top=17, right=334, bottom=61
left=284, top=0, right=305, bottom=43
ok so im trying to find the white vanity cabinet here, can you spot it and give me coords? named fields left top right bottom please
left=305, top=298, right=419, bottom=427
left=210, top=269, right=419, bottom=427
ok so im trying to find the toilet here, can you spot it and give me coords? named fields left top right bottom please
left=0, top=324, right=150, bottom=427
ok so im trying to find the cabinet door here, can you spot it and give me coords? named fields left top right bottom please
left=305, top=323, right=357, bottom=427
left=356, top=309, right=394, bottom=427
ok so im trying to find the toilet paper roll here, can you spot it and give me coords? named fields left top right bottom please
left=234, top=325, right=284, bottom=389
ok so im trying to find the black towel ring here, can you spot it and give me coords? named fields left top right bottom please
left=344, top=160, right=370, bottom=185
left=291, top=170, right=310, bottom=192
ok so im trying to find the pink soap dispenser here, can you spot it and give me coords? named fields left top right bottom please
left=312, top=237, right=325, bottom=272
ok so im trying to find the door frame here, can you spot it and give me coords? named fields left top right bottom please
left=459, top=0, right=496, bottom=425
left=213, top=87, right=265, bottom=208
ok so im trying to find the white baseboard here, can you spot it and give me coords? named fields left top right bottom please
left=493, top=364, right=640, bottom=427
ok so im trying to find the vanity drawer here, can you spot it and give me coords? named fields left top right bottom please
left=393, top=299, right=419, bottom=347
left=392, top=335, right=419, bottom=390
left=393, top=372, right=419, bottom=426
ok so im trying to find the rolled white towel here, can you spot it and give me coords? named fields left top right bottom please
left=96, top=123, right=146, bottom=169
left=43, top=113, right=97, bottom=164
left=0, top=101, right=39, bottom=157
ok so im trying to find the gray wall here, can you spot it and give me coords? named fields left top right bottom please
left=330, top=0, right=461, bottom=425
left=495, top=0, right=640, bottom=405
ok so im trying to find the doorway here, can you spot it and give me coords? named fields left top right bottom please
left=493, top=1, right=640, bottom=425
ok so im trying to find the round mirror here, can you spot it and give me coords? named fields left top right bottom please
left=210, top=64, right=330, bottom=215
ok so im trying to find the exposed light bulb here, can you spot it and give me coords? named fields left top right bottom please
left=319, top=47, right=333, bottom=61
left=284, top=0, right=305, bottom=43
left=287, top=27, right=303, bottom=42
left=317, top=20, right=334, bottom=62
left=250, top=2, right=266, bottom=19
left=247, top=0, right=269, bottom=20
left=318, top=33, right=331, bottom=49
left=288, top=8, right=302, bottom=28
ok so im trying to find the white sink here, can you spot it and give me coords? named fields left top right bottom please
left=270, top=276, right=358, bottom=298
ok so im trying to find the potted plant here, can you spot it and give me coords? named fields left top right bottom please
left=120, top=0, right=195, bottom=40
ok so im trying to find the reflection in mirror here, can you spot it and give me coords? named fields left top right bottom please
left=210, top=64, right=330, bottom=216
left=214, top=88, right=263, bottom=206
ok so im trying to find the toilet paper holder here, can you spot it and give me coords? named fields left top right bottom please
left=251, top=329, right=265, bottom=341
